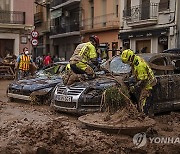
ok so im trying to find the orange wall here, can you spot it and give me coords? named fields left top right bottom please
left=81, top=0, right=122, bottom=58
left=83, top=30, right=120, bottom=58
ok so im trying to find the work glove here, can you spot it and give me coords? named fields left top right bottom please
left=128, top=76, right=136, bottom=86
left=84, top=74, right=96, bottom=80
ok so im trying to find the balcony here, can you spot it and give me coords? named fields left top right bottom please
left=0, top=10, right=25, bottom=25
left=123, top=3, right=158, bottom=27
left=51, top=22, right=79, bottom=37
left=41, top=21, right=50, bottom=33
left=50, top=0, right=80, bottom=9
left=80, top=13, right=119, bottom=33
left=34, top=12, right=43, bottom=24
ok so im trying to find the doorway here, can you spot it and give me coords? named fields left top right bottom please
left=0, top=39, right=14, bottom=58
left=136, top=40, right=151, bottom=53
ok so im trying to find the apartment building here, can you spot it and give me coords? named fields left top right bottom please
left=119, top=0, right=179, bottom=53
left=80, top=0, right=121, bottom=58
left=34, top=0, right=51, bottom=57
left=0, top=0, right=34, bottom=58
left=50, top=0, right=81, bottom=60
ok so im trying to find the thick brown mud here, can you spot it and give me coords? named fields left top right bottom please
left=0, top=80, right=180, bottom=154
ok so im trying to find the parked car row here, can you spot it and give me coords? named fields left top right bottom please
left=7, top=61, right=67, bottom=103
left=7, top=53, right=180, bottom=114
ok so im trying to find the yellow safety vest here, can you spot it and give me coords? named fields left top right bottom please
left=70, top=42, right=97, bottom=71
left=132, top=55, right=155, bottom=90
left=19, top=55, right=31, bottom=71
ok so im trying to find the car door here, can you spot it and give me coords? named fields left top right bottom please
left=168, top=55, right=180, bottom=109
left=149, top=55, right=173, bottom=113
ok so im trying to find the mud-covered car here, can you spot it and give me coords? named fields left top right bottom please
left=7, top=61, right=68, bottom=103
left=51, top=53, right=180, bottom=114
left=163, top=48, right=180, bottom=54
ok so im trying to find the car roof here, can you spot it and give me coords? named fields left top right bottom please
left=54, top=61, right=68, bottom=65
left=163, top=48, right=180, bottom=53
left=138, top=53, right=179, bottom=62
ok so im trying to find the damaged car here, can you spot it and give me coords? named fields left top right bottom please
left=51, top=53, right=180, bottom=114
left=7, top=61, right=68, bottom=103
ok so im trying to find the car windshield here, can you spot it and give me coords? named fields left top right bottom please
left=36, top=64, right=65, bottom=77
left=109, top=56, right=131, bottom=74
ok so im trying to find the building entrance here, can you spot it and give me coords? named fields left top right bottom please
left=136, top=39, right=151, bottom=53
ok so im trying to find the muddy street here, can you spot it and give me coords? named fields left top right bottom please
left=0, top=80, right=180, bottom=154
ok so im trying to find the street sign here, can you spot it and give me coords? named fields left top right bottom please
left=31, top=30, right=39, bottom=38
left=31, top=38, right=38, bottom=46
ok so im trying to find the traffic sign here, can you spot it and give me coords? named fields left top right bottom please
left=31, top=30, right=39, bottom=38
left=31, top=38, right=38, bottom=46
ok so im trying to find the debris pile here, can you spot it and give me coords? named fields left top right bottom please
left=79, top=86, right=155, bottom=135
left=0, top=55, right=16, bottom=79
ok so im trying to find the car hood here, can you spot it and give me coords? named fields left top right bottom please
left=57, top=76, right=120, bottom=90
left=9, top=76, right=63, bottom=91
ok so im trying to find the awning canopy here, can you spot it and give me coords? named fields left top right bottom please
left=119, top=28, right=169, bottom=39
left=51, top=8, right=62, bottom=19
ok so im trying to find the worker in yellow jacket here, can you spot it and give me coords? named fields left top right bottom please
left=15, top=47, right=36, bottom=80
left=64, top=35, right=100, bottom=85
left=121, top=49, right=157, bottom=113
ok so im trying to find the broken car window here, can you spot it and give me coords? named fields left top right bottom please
left=109, top=56, right=131, bottom=74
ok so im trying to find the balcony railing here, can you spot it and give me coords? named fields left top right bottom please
left=81, top=13, right=119, bottom=31
left=50, top=0, right=68, bottom=8
left=34, top=12, right=43, bottom=24
left=123, top=3, right=158, bottom=27
left=0, top=10, right=25, bottom=24
left=51, top=22, right=79, bottom=35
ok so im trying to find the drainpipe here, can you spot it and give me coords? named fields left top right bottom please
left=175, top=0, right=180, bottom=48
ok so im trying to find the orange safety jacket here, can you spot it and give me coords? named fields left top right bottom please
left=19, top=55, right=31, bottom=71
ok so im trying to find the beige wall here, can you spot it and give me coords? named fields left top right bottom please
left=120, top=0, right=178, bottom=52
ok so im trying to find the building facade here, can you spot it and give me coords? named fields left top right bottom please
left=119, top=0, right=179, bottom=53
left=34, top=0, right=51, bottom=57
left=0, top=0, right=34, bottom=58
left=80, top=0, right=121, bottom=58
left=50, top=0, right=81, bottom=60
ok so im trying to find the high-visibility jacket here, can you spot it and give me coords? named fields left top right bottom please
left=132, top=55, right=155, bottom=90
left=65, top=63, right=71, bottom=71
left=19, top=54, right=31, bottom=71
left=69, top=42, right=97, bottom=71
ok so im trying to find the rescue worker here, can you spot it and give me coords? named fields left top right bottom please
left=63, top=35, right=99, bottom=85
left=15, top=47, right=36, bottom=79
left=120, top=49, right=157, bottom=113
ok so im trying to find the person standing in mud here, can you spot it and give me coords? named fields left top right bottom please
left=15, top=47, right=36, bottom=80
left=63, top=35, right=100, bottom=85
left=120, top=49, right=157, bottom=113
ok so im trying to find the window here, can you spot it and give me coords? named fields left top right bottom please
left=151, top=57, right=167, bottom=75
left=0, top=0, right=10, bottom=10
left=124, top=0, right=131, bottom=17
left=170, top=56, right=180, bottom=74
left=116, top=4, right=119, bottom=17
left=159, top=0, right=170, bottom=12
